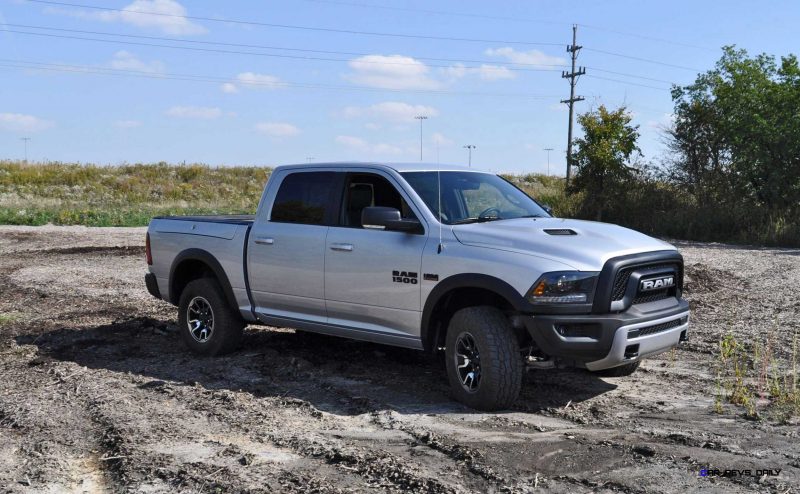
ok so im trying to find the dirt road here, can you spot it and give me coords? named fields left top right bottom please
left=0, top=226, right=798, bottom=493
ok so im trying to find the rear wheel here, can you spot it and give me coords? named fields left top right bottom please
left=445, top=306, right=523, bottom=411
left=178, top=277, right=244, bottom=356
left=592, top=361, right=640, bottom=377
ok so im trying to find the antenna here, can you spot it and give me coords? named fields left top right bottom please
left=437, top=161, right=443, bottom=254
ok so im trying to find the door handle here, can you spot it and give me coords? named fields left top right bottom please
left=329, top=243, right=353, bottom=252
left=254, top=237, right=274, bottom=245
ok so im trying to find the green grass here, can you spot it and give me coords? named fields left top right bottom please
left=0, top=160, right=271, bottom=227
left=0, top=313, right=20, bottom=326
left=1, top=161, right=798, bottom=246
left=714, top=330, right=800, bottom=421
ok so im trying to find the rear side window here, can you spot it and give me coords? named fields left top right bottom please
left=271, top=172, right=338, bottom=225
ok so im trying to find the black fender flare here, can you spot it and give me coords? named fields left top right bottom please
left=168, top=248, right=239, bottom=310
left=420, top=273, right=531, bottom=352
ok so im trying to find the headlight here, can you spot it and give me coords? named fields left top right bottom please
left=527, top=271, right=598, bottom=304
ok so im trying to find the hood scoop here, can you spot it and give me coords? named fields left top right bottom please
left=543, top=228, right=577, bottom=236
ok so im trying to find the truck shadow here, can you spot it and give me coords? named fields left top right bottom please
left=16, top=316, right=617, bottom=416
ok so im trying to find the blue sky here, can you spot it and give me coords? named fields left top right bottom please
left=0, top=0, right=797, bottom=174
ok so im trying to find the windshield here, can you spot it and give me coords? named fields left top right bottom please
left=400, top=171, right=551, bottom=225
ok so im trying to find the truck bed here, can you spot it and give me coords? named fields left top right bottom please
left=152, top=215, right=254, bottom=225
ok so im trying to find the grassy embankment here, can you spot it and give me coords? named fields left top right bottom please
left=0, top=161, right=270, bottom=226
left=0, top=161, right=570, bottom=227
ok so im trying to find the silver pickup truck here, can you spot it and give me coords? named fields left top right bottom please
left=145, top=162, right=690, bottom=410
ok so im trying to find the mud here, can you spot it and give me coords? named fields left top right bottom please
left=0, top=226, right=798, bottom=493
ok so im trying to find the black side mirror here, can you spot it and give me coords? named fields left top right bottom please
left=361, top=206, right=421, bottom=232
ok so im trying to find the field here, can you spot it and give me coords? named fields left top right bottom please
left=0, top=226, right=798, bottom=493
left=0, top=161, right=570, bottom=227
left=0, top=161, right=271, bottom=227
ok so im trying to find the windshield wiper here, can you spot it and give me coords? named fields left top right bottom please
left=451, top=216, right=504, bottom=225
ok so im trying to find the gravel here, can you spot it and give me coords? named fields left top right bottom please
left=0, top=226, right=798, bottom=493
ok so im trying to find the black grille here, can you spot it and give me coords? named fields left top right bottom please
left=544, top=228, right=577, bottom=236
left=611, top=263, right=678, bottom=301
left=633, top=289, right=671, bottom=305
left=629, top=318, right=684, bottom=338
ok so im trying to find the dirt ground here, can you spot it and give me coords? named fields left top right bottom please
left=0, top=225, right=798, bottom=493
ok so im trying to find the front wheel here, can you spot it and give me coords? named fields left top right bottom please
left=445, top=306, right=523, bottom=411
left=178, top=277, right=244, bottom=356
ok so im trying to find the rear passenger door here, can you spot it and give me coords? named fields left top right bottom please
left=248, top=170, right=341, bottom=323
left=324, top=170, right=429, bottom=340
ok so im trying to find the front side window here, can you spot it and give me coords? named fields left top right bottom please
left=401, top=171, right=550, bottom=225
left=340, top=173, right=418, bottom=228
left=271, top=172, right=338, bottom=225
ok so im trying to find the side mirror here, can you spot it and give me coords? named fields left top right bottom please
left=542, top=204, right=554, bottom=216
left=361, top=206, right=421, bottom=232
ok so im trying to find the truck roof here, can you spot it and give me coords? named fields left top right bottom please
left=273, top=162, right=492, bottom=174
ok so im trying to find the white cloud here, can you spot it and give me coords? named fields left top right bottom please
left=0, top=113, right=54, bottom=132
left=342, top=101, right=439, bottom=123
left=86, top=0, right=206, bottom=35
left=255, top=122, right=300, bottom=138
left=335, top=135, right=403, bottom=155
left=346, top=55, right=442, bottom=90
left=165, top=106, right=222, bottom=119
left=476, top=64, right=515, bottom=81
left=647, top=113, right=675, bottom=130
left=444, top=63, right=516, bottom=81
left=220, top=82, right=238, bottom=94
left=485, top=47, right=566, bottom=67
left=114, top=119, right=142, bottom=128
left=431, top=132, right=453, bottom=146
left=236, top=72, right=282, bottom=89
left=220, top=72, right=283, bottom=93
left=109, top=51, right=165, bottom=74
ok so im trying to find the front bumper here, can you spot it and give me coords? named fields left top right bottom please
left=523, top=298, right=690, bottom=370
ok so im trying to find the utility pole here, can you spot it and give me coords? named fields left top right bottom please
left=543, top=147, right=554, bottom=175
left=463, top=144, right=476, bottom=167
left=306, top=156, right=315, bottom=162
left=414, top=115, right=427, bottom=161
left=20, top=137, right=31, bottom=162
left=561, top=24, right=585, bottom=186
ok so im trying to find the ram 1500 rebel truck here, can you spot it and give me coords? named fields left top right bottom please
left=145, top=162, right=690, bottom=410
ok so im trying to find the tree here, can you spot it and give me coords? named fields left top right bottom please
left=571, top=105, right=641, bottom=221
left=668, top=46, right=800, bottom=212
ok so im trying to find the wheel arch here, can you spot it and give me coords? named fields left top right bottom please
left=421, top=274, right=531, bottom=353
left=168, top=248, right=238, bottom=310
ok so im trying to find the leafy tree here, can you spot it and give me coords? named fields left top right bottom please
left=571, top=105, right=641, bottom=221
left=669, top=46, right=800, bottom=212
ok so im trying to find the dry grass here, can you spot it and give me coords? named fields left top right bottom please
left=0, top=160, right=271, bottom=226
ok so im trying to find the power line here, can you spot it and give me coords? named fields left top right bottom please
left=0, top=58, right=560, bottom=99
left=25, top=1, right=711, bottom=79
left=0, top=25, right=565, bottom=73
left=26, top=0, right=564, bottom=46
left=583, top=47, right=704, bottom=72
left=301, top=0, right=717, bottom=52
left=586, top=74, right=672, bottom=91
left=578, top=24, right=715, bottom=52
left=302, top=0, right=565, bottom=27
left=2, top=25, right=691, bottom=89
left=5, top=23, right=569, bottom=69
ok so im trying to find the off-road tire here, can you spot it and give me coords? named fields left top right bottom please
left=592, top=361, right=640, bottom=377
left=445, top=306, right=523, bottom=411
left=178, top=277, right=244, bottom=356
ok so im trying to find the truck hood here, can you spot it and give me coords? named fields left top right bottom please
left=451, top=217, right=676, bottom=271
